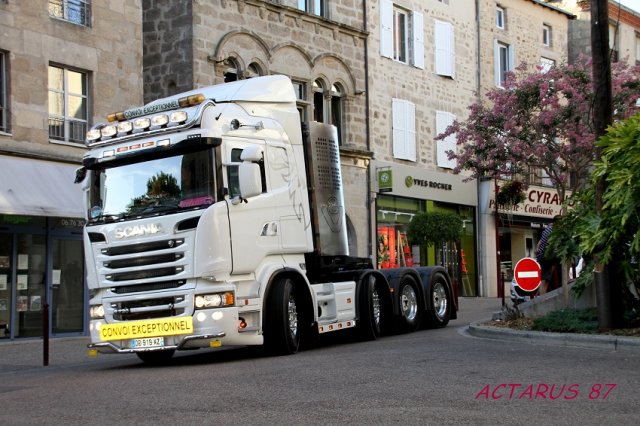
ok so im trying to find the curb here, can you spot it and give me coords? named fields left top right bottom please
left=468, top=321, right=640, bottom=352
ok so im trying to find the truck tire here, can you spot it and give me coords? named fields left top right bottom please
left=264, top=277, right=300, bottom=355
left=424, top=273, right=451, bottom=328
left=397, top=275, right=422, bottom=332
left=357, top=275, right=382, bottom=341
left=136, top=349, right=175, bottom=365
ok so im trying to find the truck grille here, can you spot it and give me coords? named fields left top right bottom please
left=111, top=280, right=186, bottom=295
left=101, top=238, right=184, bottom=256
left=111, top=295, right=186, bottom=321
left=99, top=237, right=189, bottom=285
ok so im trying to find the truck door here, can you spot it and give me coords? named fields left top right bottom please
left=224, top=140, right=281, bottom=274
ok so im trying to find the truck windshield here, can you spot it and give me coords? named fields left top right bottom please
left=87, top=147, right=215, bottom=223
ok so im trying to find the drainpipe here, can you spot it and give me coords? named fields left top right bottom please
left=363, top=0, right=373, bottom=259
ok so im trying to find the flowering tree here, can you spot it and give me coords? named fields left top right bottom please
left=437, top=57, right=640, bottom=201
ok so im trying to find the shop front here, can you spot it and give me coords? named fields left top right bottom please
left=373, top=161, right=479, bottom=297
left=478, top=178, right=567, bottom=298
left=0, top=156, right=85, bottom=340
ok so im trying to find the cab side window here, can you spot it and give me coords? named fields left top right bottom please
left=227, top=148, right=243, bottom=198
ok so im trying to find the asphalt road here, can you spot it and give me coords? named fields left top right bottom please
left=1, top=297, right=639, bottom=425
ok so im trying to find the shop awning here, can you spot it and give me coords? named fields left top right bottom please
left=0, top=155, right=85, bottom=218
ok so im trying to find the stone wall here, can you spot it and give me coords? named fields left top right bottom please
left=142, top=0, right=193, bottom=103
left=0, top=0, right=143, bottom=162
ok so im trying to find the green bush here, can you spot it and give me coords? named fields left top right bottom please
left=531, top=308, right=599, bottom=334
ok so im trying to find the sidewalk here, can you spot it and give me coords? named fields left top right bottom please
left=464, top=291, right=640, bottom=352
left=0, top=336, right=136, bottom=372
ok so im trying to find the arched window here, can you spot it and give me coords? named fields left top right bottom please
left=245, top=62, right=262, bottom=79
left=313, top=78, right=345, bottom=146
left=224, top=58, right=239, bottom=83
left=330, top=83, right=344, bottom=145
left=313, top=79, right=325, bottom=123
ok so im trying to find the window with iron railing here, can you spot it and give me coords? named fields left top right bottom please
left=49, top=0, right=91, bottom=27
left=48, top=65, right=89, bottom=145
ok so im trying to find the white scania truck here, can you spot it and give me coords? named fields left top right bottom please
left=76, top=75, right=457, bottom=364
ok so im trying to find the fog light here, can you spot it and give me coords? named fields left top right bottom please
left=90, top=304, right=105, bottom=319
left=196, top=312, right=207, bottom=322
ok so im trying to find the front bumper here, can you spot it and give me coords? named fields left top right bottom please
left=88, top=306, right=263, bottom=354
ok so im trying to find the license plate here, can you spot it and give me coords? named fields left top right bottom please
left=131, top=337, right=164, bottom=349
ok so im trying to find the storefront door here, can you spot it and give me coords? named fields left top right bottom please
left=15, top=234, right=47, bottom=338
left=0, top=233, right=11, bottom=338
left=51, top=238, right=84, bottom=334
left=0, top=217, right=85, bottom=340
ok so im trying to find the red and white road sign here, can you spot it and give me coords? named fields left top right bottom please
left=513, top=257, right=542, bottom=292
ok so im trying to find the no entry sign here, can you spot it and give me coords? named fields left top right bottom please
left=514, top=257, right=542, bottom=292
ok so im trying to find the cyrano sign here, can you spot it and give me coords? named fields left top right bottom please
left=514, top=257, right=542, bottom=292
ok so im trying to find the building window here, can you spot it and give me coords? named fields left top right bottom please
left=494, top=41, right=513, bottom=87
left=436, top=111, right=456, bottom=169
left=292, top=79, right=309, bottom=122
left=313, top=80, right=345, bottom=145
left=636, top=33, right=640, bottom=65
left=223, top=58, right=239, bottom=83
left=48, top=65, right=88, bottom=144
left=542, top=24, right=552, bottom=46
left=298, top=0, right=327, bottom=18
left=609, top=23, right=619, bottom=63
left=393, top=6, right=408, bottom=63
left=245, top=63, right=262, bottom=79
left=380, top=1, right=424, bottom=68
left=392, top=99, right=416, bottom=161
left=330, top=83, right=344, bottom=145
left=539, top=57, right=555, bottom=73
left=313, top=79, right=325, bottom=123
left=496, top=6, right=505, bottom=30
left=48, top=0, right=91, bottom=27
left=434, top=20, right=455, bottom=78
left=0, top=51, right=7, bottom=133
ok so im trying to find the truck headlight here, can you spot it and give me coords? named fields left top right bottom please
left=90, top=304, right=105, bottom=319
left=194, top=292, right=234, bottom=309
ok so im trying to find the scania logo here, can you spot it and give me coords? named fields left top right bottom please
left=114, top=223, right=163, bottom=239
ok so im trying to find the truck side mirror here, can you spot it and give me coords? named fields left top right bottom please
left=74, top=167, right=87, bottom=184
left=238, top=162, right=262, bottom=199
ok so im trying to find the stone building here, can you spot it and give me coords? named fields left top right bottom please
left=142, top=0, right=372, bottom=258
left=0, top=0, right=142, bottom=339
left=476, top=0, right=575, bottom=298
left=366, top=0, right=479, bottom=296
left=559, top=0, right=640, bottom=65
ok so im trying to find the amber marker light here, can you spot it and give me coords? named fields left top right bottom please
left=178, top=93, right=205, bottom=108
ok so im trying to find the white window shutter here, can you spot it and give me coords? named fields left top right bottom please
left=435, top=20, right=454, bottom=77
left=493, top=39, right=501, bottom=86
left=380, top=0, right=393, bottom=58
left=392, top=99, right=406, bottom=159
left=393, top=99, right=416, bottom=162
left=436, top=111, right=456, bottom=169
left=412, top=11, right=424, bottom=69
left=406, top=101, right=416, bottom=161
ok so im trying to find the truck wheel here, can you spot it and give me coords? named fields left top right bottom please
left=357, top=275, right=382, bottom=341
left=424, top=274, right=451, bottom=328
left=264, top=277, right=300, bottom=355
left=136, top=349, right=175, bottom=365
left=397, top=276, right=421, bottom=332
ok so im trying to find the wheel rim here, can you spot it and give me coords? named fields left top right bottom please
left=432, top=282, right=448, bottom=320
left=400, top=284, right=418, bottom=322
left=287, top=293, right=298, bottom=339
left=372, top=287, right=381, bottom=329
